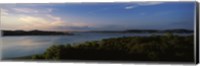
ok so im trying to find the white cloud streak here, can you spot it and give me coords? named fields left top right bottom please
left=12, top=7, right=53, bottom=14
left=13, top=8, right=39, bottom=13
left=125, top=5, right=138, bottom=9
left=125, top=2, right=164, bottom=10
left=136, top=2, right=165, bottom=6
left=1, top=8, right=9, bottom=15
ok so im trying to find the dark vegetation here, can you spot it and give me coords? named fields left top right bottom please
left=31, top=33, right=194, bottom=62
left=89, top=29, right=193, bottom=33
left=1, top=29, right=193, bottom=36
left=1, top=30, right=73, bottom=36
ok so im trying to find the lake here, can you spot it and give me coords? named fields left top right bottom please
left=1, top=32, right=192, bottom=59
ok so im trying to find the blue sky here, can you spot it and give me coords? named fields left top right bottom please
left=1, top=2, right=195, bottom=31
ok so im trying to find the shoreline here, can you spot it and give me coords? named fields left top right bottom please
left=2, top=34, right=194, bottom=62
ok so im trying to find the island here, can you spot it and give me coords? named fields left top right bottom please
left=1, top=30, right=73, bottom=36
left=88, top=29, right=194, bottom=33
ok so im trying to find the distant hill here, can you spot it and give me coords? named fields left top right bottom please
left=161, top=29, right=194, bottom=33
left=89, top=29, right=193, bottom=33
left=1, top=30, right=73, bottom=36
left=1, top=29, right=193, bottom=36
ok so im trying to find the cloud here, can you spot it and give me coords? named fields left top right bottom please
left=13, top=8, right=39, bottom=13
left=125, top=2, right=164, bottom=10
left=125, top=5, right=138, bottom=10
left=1, top=7, right=93, bottom=31
left=16, top=14, right=93, bottom=31
left=12, top=7, right=53, bottom=14
left=46, top=14, right=61, bottom=21
left=1, top=8, right=9, bottom=15
left=46, top=14, right=92, bottom=27
left=136, top=2, right=164, bottom=6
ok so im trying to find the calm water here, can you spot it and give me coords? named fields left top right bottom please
left=1, top=32, right=191, bottom=59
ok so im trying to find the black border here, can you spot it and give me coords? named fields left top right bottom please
left=195, top=1, right=199, bottom=64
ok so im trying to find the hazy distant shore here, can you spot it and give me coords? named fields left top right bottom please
left=1, top=30, right=74, bottom=36
left=88, top=29, right=193, bottom=33
left=1, top=29, right=193, bottom=36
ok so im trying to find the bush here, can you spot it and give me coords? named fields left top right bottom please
left=31, top=34, right=194, bottom=62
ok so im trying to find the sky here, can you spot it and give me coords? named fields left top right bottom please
left=0, top=2, right=195, bottom=31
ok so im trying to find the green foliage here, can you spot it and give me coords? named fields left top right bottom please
left=32, top=55, right=44, bottom=59
left=31, top=34, right=194, bottom=62
left=43, top=45, right=66, bottom=60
